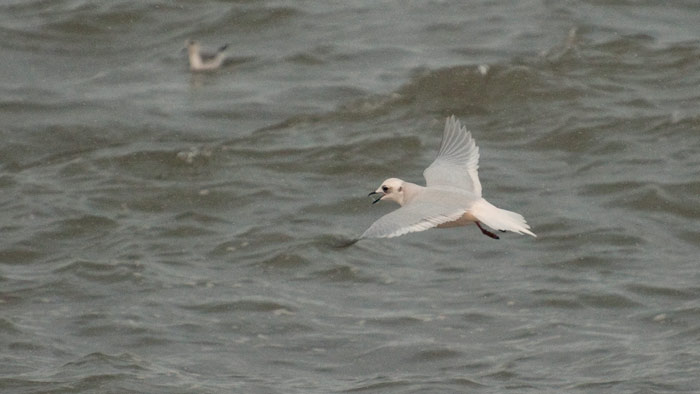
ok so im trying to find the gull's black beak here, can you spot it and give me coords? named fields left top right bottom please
left=368, top=191, right=383, bottom=204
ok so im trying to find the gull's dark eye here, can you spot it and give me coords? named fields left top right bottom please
left=382, top=186, right=389, bottom=193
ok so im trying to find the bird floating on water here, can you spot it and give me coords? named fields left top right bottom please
left=363, top=115, right=536, bottom=240
left=185, top=39, right=228, bottom=71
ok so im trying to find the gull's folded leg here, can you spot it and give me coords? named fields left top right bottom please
left=476, top=222, right=500, bottom=240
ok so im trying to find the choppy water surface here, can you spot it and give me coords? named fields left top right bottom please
left=1, top=1, right=699, bottom=393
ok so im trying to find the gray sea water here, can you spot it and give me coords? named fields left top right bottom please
left=1, top=1, right=700, bottom=393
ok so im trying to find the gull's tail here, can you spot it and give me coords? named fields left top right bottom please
left=471, top=198, right=536, bottom=237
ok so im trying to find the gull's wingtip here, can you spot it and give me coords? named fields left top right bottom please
left=443, top=114, right=469, bottom=135
left=333, top=237, right=361, bottom=248
left=359, top=229, right=371, bottom=240
left=358, top=229, right=383, bottom=240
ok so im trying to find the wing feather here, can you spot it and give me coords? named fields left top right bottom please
left=361, top=202, right=465, bottom=239
left=423, top=115, right=482, bottom=196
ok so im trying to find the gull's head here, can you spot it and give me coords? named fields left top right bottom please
left=185, top=39, right=200, bottom=54
left=368, top=178, right=405, bottom=206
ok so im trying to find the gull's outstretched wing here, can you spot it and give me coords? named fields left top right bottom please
left=361, top=202, right=465, bottom=239
left=423, top=115, right=482, bottom=196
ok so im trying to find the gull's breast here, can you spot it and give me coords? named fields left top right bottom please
left=436, top=211, right=478, bottom=228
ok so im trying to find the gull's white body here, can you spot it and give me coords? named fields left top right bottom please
left=186, top=40, right=227, bottom=71
left=362, top=116, right=536, bottom=239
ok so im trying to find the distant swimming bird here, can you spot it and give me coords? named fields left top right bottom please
left=363, top=115, right=536, bottom=240
left=185, top=39, right=228, bottom=71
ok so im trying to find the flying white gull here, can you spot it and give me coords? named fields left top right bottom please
left=362, top=115, right=536, bottom=240
left=185, top=39, right=228, bottom=71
